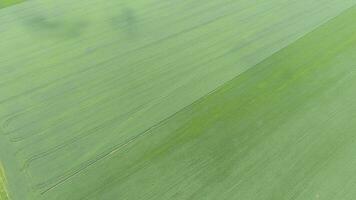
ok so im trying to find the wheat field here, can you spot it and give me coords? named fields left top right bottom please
left=1, top=0, right=356, bottom=199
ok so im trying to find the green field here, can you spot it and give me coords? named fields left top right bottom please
left=0, top=0, right=24, bottom=9
left=1, top=0, right=356, bottom=199
left=0, top=163, right=10, bottom=200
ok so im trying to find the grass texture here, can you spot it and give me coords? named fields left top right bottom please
left=0, top=163, right=10, bottom=200
left=0, top=0, right=356, bottom=199
left=0, top=0, right=24, bottom=9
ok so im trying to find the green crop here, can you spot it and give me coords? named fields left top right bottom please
left=1, top=1, right=356, bottom=199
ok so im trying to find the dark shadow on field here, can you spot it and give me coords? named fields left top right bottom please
left=22, top=14, right=88, bottom=39
left=111, top=6, right=139, bottom=38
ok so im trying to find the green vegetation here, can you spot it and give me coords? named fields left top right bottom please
left=0, top=0, right=356, bottom=199
left=0, top=164, right=10, bottom=200
left=0, top=0, right=24, bottom=9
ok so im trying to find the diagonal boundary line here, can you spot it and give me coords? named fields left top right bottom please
left=0, top=0, right=25, bottom=9
left=40, top=3, right=356, bottom=195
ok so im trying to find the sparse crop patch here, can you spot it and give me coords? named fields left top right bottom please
left=0, top=164, right=10, bottom=200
